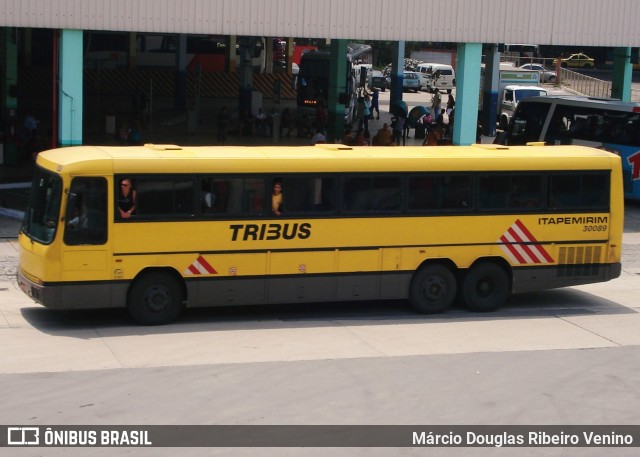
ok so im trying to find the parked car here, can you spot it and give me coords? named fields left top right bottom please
left=402, top=71, right=421, bottom=92
left=416, top=63, right=456, bottom=94
left=368, top=70, right=388, bottom=91
left=518, top=63, right=556, bottom=83
left=554, top=53, right=595, bottom=69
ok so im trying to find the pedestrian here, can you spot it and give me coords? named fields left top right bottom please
left=255, top=108, right=268, bottom=137
left=342, top=127, right=354, bottom=145
left=446, top=95, right=455, bottom=116
left=363, top=94, right=372, bottom=135
left=356, top=92, right=365, bottom=131
left=372, top=123, right=393, bottom=146
left=310, top=129, right=326, bottom=145
left=370, top=89, right=380, bottom=119
left=280, top=108, right=293, bottom=138
left=392, top=114, right=405, bottom=146
left=131, top=86, right=147, bottom=125
left=216, top=106, right=229, bottom=144
left=316, top=102, right=327, bottom=134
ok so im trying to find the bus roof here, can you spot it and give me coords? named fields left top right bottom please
left=518, top=95, right=640, bottom=111
left=35, top=143, right=620, bottom=176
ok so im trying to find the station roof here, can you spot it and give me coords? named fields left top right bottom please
left=1, top=0, right=639, bottom=47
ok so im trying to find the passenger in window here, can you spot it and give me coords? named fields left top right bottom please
left=272, top=180, right=283, bottom=216
left=118, top=178, right=137, bottom=219
left=67, top=197, right=89, bottom=229
left=201, top=180, right=215, bottom=213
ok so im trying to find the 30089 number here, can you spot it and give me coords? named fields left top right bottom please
left=583, top=225, right=608, bottom=232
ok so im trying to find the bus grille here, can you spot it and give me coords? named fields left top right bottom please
left=557, top=246, right=602, bottom=277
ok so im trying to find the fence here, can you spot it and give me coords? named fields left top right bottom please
left=559, top=68, right=612, bottom=98
left=559, top=68, right=640, bottom=102
left=499, top=56, right=640, bottom=102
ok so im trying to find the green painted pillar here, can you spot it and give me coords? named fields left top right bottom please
left=389, top=41, right=405, bottom=108
left=611, top=47, right=632, bottom=101
left=59, top=29, right=83, bottom=146
left=327, top=39, right=347, bottom=143
left=452, top=43, right=482, bottom=146
left=2, top=28, right=18, bottom=165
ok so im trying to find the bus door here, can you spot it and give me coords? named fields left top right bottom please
left=62, top=177, right=110, bottom=282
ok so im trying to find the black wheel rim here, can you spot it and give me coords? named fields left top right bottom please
left=475, top=275, right=495, bottom=299
left=423, top=276, right=448, bottom=302
left=144, top=285, right=171, bottom=313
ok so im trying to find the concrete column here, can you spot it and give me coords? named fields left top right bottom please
left=452, top=43, right=482, bottom=146
left=286, top=37, right=294, bottom=75
left=265, top=37, right=273, bottom=74
left=228, top=36, right=237, bottom=73
left=128, top=32, right=137, bottom=69
left=59, top=29, right=83, bottom=146
left=2, top=27, right=18, bottom=164
left=481, top=44, right=500, bottom=137
left=389, top=41, right=405, bottom=108
left=174, top=34, right=187, bottom=110
left=327, top=39, right=347, bottom=143
left=611, top=47, right=632, bottom=101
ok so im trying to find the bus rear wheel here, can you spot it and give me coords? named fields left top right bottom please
left=462, top=263, right=510, bottom=312
left=409, top=264, right=457, bottom=314
left=128, top=272, right=184, bottom=325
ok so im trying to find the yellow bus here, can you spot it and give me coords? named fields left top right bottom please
left=18, top=143, right=623, bottom=324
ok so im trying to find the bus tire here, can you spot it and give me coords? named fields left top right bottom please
left=128, top=272, right=184, bottom=325
left=462, top=262, right=510, bottom=312
left=409, top=264, right=457, bottom=314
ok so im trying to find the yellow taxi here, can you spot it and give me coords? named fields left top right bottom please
left=554, top=53, right=595, bottom=69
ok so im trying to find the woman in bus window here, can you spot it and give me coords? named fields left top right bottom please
left=118, top=178, right=137, bottom=219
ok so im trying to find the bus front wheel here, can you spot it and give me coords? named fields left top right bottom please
left=128, top=272, right=184, bottom=325
left=462, top=263, right=510, bottom=312
left=409, top=264, right=457, bottom=314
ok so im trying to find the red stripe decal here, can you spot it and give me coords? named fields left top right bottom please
left=197, top=255, right=218, bottom=274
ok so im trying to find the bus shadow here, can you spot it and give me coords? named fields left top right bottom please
left=20, top=286, right=637, bottom=337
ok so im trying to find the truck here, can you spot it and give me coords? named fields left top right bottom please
left=496, top=67, right=547, bottom=130
left=480, top=65, right=547, bottom=130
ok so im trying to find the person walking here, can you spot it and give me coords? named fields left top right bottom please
left=370, top=89, right=380, bottom=119
left=392, top=114, right=405, bottom=146
left=363, top=94, right=372, bottom=135
left=216, top=106, right=229, bottom=144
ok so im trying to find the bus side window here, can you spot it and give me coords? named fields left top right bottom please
left=442, top=176, right=471, bottom=210
left=132, top=177, right=195, bottom=217
left=549, top=175, right=581, bottom=209
left=506, top=175, right=542, bottom=209
left=64, top=177, right=108, bottom=245
left=242, top=178, right=265, bottom=215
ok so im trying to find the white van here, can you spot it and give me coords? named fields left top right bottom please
left=416, top=63, right=456, bottom=94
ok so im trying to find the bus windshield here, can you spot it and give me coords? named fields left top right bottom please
left=515, top=89, right=547, bottom=103
left=21, top=167, right=62, bottom=245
